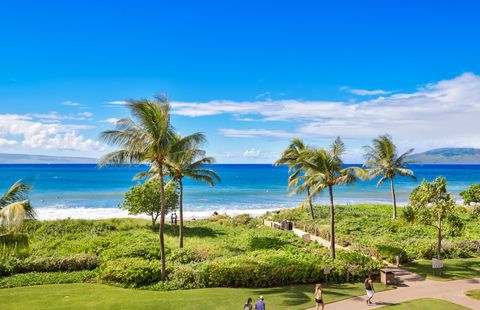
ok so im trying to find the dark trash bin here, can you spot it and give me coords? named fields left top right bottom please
left=281, top=220, right=293, bottom=230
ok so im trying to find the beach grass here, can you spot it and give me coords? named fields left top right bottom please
left=0, top=282, right=389, bottom=310
left=382, top=298, right=469, bottom=309
left=402, top=258, right=480, bottom=281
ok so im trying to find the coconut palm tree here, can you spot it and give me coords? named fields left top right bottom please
left=298, top=137, right=357, bottom=258
left=275, top=138, right=316, bottom=219
left=0, top=180, right=35, bottom=255
left=99, top=98, right=204, bottom=281
left=363, top=134, right=416, bottom=219
left=167, top=136, right=220, bottom=248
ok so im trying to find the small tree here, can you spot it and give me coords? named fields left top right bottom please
left=407, top=177, right=457, bottom=260
left=460, top=184, right=480, bottom=206
left=121, top=179, right=179, bottom=230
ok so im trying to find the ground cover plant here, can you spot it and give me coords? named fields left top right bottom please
left=266, top=203, right=480, bottom=263
left=0, top=214, right=383, bottom=290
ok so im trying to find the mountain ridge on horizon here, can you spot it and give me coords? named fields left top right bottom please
left=1, top=148, right=480, bottom=164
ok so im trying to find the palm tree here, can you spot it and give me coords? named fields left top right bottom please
left=0, top=180, right=35, bottom=255
left=363, top=134, right=416, bottom=219
left=167, top=135, right=220, bottom=248
left=275, top=138, right=316, bottom=219
left=298, top=137, right=356, bottom=258
left=99, top=98, right=204, bottom=281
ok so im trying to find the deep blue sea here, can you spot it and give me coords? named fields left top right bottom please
left=0, top=164, right=479, bottom=219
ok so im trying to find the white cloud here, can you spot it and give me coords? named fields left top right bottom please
left=108, top=101, right=128, bottom=105
left=0, top=114, right=103, bottom=152
left=219, top=128, right=294, bottom=139
left=78, top=112, right=93, bottom=117
left=0, top=138, right=18, bottom=146
left=342, top=87, right=392, bottom=96
left=102, top=118, right=120, bottom=125
left=62, top=101, right=81, bottom=106
left=175, top=73, right=480, bottom=150
left=243, top=148, right=261, bottom=158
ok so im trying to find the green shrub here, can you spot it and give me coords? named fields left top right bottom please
left=460, top=184, right=480, bottom=205
left=0, top=270, right=97, bottom=288
left=20, top=254, right=100, bottom=272
left=374, top=244, right=408, bottom=263
left=100, top=258, right=160, bottom=287
left=101, top=242, right=160, bottom=260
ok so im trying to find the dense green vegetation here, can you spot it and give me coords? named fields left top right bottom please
left=0, top=282, right=388, bottom=310
left=460, top=184, right=480, bottom=205
left=0, top=215, right=383, bottom=290
left=266, top=204, right=480, bottom=263
left=384, top=298, right=469, bottom=309
left=465, top=289, right=480, bottom=300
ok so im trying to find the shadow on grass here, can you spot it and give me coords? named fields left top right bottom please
left=253, top=286, right=311, bottom=307
left=404, top=258, right=480, bottom=280
left=160, top=224, right=224, bottom=238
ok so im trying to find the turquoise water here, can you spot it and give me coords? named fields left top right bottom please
left=0, top=164, right=479, bottom=215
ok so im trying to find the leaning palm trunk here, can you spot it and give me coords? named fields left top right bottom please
left=158, top=168, right=167, bottom=281
left=306, top=188, right=315, bottom=220
left=390, top=177, right=397, bottom=219
left=179, top=180, right=184, bottom=248
left=328, top=185, right=335, bottom=259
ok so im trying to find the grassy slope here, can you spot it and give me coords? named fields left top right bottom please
left=403, top=258, right=480, bottom=281
left=267, top=204, right=480, bottom=260
left=383, top=298, right=469, bottom=309
left=465, top=289, right=480, bottom=300
left=0, top=282, right=389, bottom=310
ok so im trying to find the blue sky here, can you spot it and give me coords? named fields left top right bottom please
left=1, top=1, right=480, bottom=163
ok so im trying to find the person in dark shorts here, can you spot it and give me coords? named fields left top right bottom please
left=314, top=283, right=324, bottom=310
left=243, top=297, right=253, bottom=310
left=365, top=275, right=375, bottom=305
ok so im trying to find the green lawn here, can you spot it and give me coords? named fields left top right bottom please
left=382, top=298, right=469, bottom=309
left=465, top=289, right=480, bottom=300
left=0, top=282, right=388, bottom=310
left=403, top=258, right=480, bottom=281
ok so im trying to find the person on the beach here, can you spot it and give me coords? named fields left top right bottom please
left=314, top=283, right=324, bottom=310
left=365, top=274, right=375, bottom=305
left=243, top=297, right=253, bottom=310
left=254, top=296, right=265, bottom=310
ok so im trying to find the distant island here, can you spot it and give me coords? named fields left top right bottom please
left=407, top=148, right=480, bottom=164
left=0, top=153, right=98, bottom=164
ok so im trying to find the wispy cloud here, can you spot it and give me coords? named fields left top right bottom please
left=175, top=73, right=480, bottom=150
left=341, top=87, right=392, bottom=96
left=62, top=100, right=81, bottom=107
left=219, top=128, right=294, bottom=139
left=101, top=118, right=120, bottom=125
left=108, top=101, right=128, bottom=105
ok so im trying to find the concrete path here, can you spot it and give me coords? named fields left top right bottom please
left=306, top=268, right=480, bottom=309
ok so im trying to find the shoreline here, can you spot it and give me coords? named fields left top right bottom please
left=34, top=207, right=284, bottom=221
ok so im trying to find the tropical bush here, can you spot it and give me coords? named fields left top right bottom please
left=100, top=258, right=161, bottom=287
left=460, top=184, right=480, bottom=205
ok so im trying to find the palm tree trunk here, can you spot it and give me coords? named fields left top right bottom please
left=306, top=187, right=315, bottom=220
left=159, top=167, right=167, bottom=281
left=328, top=185, right=335, bottom=259
left=179, top=179, right=184, bottom=248
left=437, top=218, right=442, bottom=260
left=390, top=178, right=397, bottom=219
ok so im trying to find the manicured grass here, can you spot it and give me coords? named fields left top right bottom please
left=403, top=258, right=480, bottom=281
left=0, top=282, right=389, bottom=310
left=465, top=289, right=480, bottom=300
left=383, top=298, right=469, bottom=309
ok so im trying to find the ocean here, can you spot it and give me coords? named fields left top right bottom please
left=0, top=164, right=479, bottom=220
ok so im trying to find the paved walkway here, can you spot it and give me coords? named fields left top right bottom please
left=263, top=220, right=480, bottom=309
left=306, top=268, right=480, bottom=309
